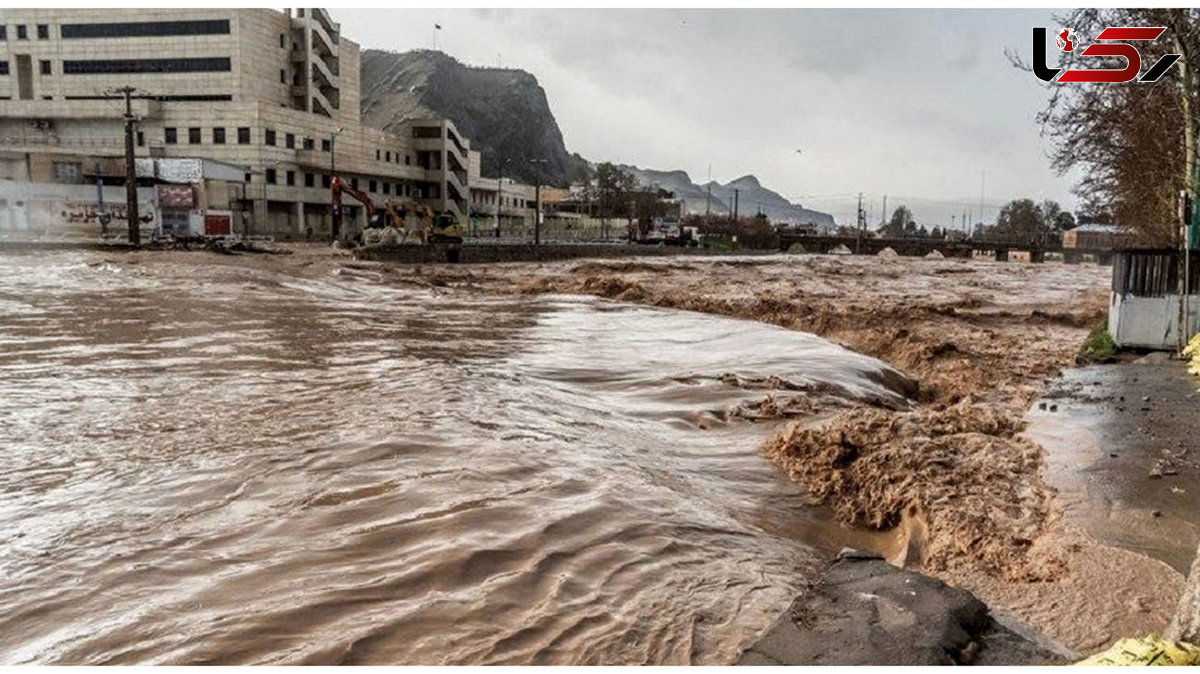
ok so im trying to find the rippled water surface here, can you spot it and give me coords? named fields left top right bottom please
left=0, top=251, right=911, bottom=664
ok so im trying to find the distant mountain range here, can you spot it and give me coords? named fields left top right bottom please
left=358, top=50, right=835, bottom=226
left=624, top=167, right=835, bottom=227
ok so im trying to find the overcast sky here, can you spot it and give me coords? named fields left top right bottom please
left=333, top=8, right=1076, bottom=229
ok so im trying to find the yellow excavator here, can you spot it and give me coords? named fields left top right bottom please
left=386, top=201, right=465, bottom=245
left=332, top=176, right=463, bottom=246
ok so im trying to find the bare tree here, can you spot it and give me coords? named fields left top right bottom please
left=1013, top=9, right=1200, bottom=245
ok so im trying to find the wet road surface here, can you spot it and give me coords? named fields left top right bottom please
left=1027, top=358, right=1200, bottom=574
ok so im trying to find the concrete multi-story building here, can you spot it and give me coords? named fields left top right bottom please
left=466, top=150, right=540, bottom=236
left=0, top=8, right=471, bottom=239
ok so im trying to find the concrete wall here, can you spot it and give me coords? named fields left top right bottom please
left=356, top=242, right=752, bottom=265
left=1109, top=292, right=1200, bottom=351
left=0, top=179, right=156, bottom=239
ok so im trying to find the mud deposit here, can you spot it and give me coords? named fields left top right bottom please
left=0, top=250, right=913, bottom=665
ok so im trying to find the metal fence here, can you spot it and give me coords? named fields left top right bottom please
left=1112, top=249, right=1200, bottom=297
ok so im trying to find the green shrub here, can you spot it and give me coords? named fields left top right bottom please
left=1077, top=323, right=1117, bottom=363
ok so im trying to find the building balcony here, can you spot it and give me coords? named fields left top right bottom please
left=310, top=88, right=338, bottom=117
left=310, top=18, right=338, bottom=57
left=310, top=52, right=339, bottom=83
left=312, top=8, right=339, bottom=43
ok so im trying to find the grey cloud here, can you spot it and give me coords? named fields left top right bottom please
left=335, top=8, right=1078, bottom=226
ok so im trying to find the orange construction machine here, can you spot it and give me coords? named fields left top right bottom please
left=331, top=176, right=464, bottom=245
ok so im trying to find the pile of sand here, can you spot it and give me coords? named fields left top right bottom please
left=763, top=401, right=1061, bottom=581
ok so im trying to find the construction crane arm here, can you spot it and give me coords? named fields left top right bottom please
left=331, top=175, right=376, bottom=222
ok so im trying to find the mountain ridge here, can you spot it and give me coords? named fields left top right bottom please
left=358, top=49, right=835, bottom=226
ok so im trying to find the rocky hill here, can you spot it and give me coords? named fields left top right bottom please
left=358, top=50, right=834, bottom=226
left=360, top=49, right=569, bottom=186
left=625, top=166, right=835, bottom=228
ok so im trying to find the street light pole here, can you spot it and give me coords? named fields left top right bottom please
left=329, top=126, right=343, bottom=240
left=529, top=158, right=547, bottom=245
left=495, top=157, right=511, bottom=240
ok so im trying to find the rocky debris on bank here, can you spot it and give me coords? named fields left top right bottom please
left=737, top=550, right=1073, bottom=666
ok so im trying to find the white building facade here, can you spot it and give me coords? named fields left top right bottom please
left=0, top=8, right=471, bottom=239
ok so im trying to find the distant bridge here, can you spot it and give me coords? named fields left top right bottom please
left=776, top=233, right=1114, bottom=264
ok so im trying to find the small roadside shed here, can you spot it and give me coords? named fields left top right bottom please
left=1109, top=248, right=1200, bottom=350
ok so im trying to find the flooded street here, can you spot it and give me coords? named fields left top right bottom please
left=0, top=251, right=909, bottom=664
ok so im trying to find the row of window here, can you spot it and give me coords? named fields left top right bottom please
left=375, top=148, right=413, bottom=166
left=62, top=57, right=231, bottom=75
left=0, top=24, right=50, bottom=41
left=259, top=169, right=423, bottom=198
left=46, top=158, right=424, bottom=199
left=61, top=20, right=231, bottom=40
left=0, top=20, right=231, bottom=42
left=472, top=193, right=531, bottom=208
left=0, top=59, right=57, bottom=76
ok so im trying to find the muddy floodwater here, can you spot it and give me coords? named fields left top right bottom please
left=0, top=251, right=913, bottom=665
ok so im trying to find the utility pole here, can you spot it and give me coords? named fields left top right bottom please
left=329, top=126, right=343, bottom=240
left=495, top=158, right=510, bottom=240
left=529, top=158, right=547, bottom=245
left=534, top=182, right=541, bottom=245
left=856, top=192, right=865, bottom=253
left=114, top=86, right=140, bottom=246
left=732, top=188, right=739, bottom=222
left=881, top=194, right=887, bottom=228
left=705, top=162, right=712, bottom=223
left=979, top=171, right=986, bottom=234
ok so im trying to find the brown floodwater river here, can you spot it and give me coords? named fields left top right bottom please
left=0, top=251, right=913, bottom=664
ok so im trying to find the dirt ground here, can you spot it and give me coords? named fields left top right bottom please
left=69, top=245, right=1189, bottom=654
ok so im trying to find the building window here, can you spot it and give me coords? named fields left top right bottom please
left=0, top=61, right=9, bottom=76
left=286, top=170, right=295, bottom=186
left=285, top=133, right=294, bottom=149
left=382, top=183, right=390, bottom=195
left=39, top=60, right=50, bottom=75
left=0, top=26, right=7, bottom=41
left=16, top=25, right=27, bottom=40
left=212, top=127, right=225, bottom=144
left=188, top=127, right=201, bottom=144
left=52, top=160, right=82, bottom=183
left=368, top=180, right=376, bottom=192
left=405, top=155, right=411, bottom=166
left=164, top=127, right=177, bottom=144
left=265, top=128, right=276, bottom=146
left=279, top=69, right=285, bottom=84
left=304, top=173, right=314, bottom=188
left=136, top=131, right=144, bottom=146
left=350, top=178, right=359, bottom=190
left=237, top=127, right=250, bottom=144
left=266, top=168, right=277, bottom=184
left=375, top=149, right=380, bottom=160
left=279, top=33, right=285, bottom=48
left=60, top=20, right=230, bottom=39
left=385, top=151, right=391, bottom=162
left=62, top=57, right=231, bottom=75
left=321, top=138, right=330, bottom=152
left=321, top=174, right=331, bottom=188
left=36, top=24, right=48, bottom=39
left=303, top=137, right=313, bottom=150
